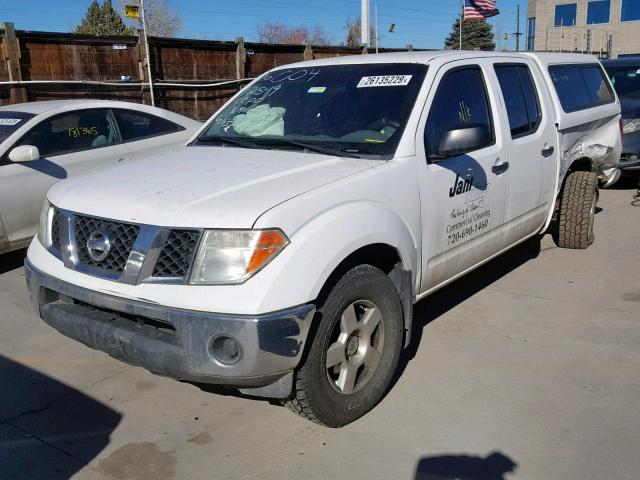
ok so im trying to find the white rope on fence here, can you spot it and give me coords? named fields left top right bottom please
left=0, top=78, right=254, bottom=88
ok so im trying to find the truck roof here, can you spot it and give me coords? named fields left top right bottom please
left=282, top=50, right=603, bottom=69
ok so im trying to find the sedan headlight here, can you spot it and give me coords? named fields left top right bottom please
left=623, top=118, right=640, bottom=134
left=190, top=229, right=289, bottom=285
left=37, top=198, right=52, bottom=247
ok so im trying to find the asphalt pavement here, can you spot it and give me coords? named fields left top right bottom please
left=1, top=183, right=639, bottom=480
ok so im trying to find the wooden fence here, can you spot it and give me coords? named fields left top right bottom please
left=1, top=23, right=425, bottom=120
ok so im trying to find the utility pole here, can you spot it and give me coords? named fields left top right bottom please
left=140, top=0, right=155, bottom=106
left=513, top=4, right=523, bottom=51
left=361, top=0, right=370, bottom=47
left=375, top=1, right=379, bottom=53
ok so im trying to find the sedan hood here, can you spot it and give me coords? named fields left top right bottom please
left=48, top=146, right=382, bottom=228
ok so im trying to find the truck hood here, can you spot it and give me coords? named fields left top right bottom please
left=48, top=146, right=382, bottom=228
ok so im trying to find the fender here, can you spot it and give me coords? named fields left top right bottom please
left=253, top=200, right=420, bottom=335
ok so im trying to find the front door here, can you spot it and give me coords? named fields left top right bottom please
left=416, top=61, right=512, bottom=292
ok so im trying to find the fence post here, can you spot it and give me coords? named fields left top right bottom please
left=235, top=37, right=246, bottom=80
left=1, top=22, right=27, bottom=104
left=303, top=41, right=314, bottom=61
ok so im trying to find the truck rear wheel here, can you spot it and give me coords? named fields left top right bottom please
left=556, top=170, right=598, bottom=249
left=285, top=265, right=403, bottom=427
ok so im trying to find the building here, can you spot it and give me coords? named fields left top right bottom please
left=526, top=0, right=640, bottom=58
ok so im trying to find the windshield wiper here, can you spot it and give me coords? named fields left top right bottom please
left=257, top=139, right=361, bottom=158
left=196, top=135, right=261, bottom=149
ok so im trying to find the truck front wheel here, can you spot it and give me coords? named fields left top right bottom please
left=285, top=265, right=403, bottom=427
left=556, top=170, right=598, bottom=249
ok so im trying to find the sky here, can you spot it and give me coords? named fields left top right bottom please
left=2, top=0, right=525, bottom=50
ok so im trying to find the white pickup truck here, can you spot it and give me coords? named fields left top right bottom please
left=25, top=51, right=621, bottom=427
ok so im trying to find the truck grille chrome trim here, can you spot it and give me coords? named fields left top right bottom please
left=48, top=207, right=202, bottom=285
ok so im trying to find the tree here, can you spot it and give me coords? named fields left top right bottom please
left=256, top=22, right=330, bottom=45
left=75, top=0, right=134, bottom=36
left=120, top=0, right=182, bottom=37
left=444, top=18, right=495, bottom=51
left=345, top=18, right=374, bottom=47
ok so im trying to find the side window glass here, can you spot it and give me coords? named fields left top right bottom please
left=425, top=67, right=494, bottom=158
left=19, top=110, right=118, bottom=157
left=549, top=64, right=614, bottom=112
left=495, top=64, right=541, bottom=137
left=114, top=110, right=181, bottom=142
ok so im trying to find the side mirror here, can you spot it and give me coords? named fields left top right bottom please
left=437, top=125, right=489, bottom=158
left=8, top=145, right=40, bottom=163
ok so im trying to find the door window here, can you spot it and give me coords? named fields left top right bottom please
left=18, top=109, right=119, bottom=157
left=114, top=110, right=182, bottom=142
left=424, top=67, right=494, bottom=158
left=495, top=64, right=541, bottom=137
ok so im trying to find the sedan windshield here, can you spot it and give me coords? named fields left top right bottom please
left=606, top=66, right=640, bottom=98
left=0, top=111, right=35, bottom=145
left=196, top=63, right=428, bottom=159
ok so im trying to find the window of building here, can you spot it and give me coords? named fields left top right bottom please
left=548, top=64, right=615, bottom=112
left=527, top=17, right=536, bottom=50
left=621, top=0, right=640, bottom=21
left=587, top=0, right=611, bottom=24
left=424, top=67, right=494, bottom=158
left=554, top=3, right=577, bottom=27
left=495, top=65, right=541, bottom=137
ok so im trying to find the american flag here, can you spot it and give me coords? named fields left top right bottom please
left=464, top=0, right=500, bottom=20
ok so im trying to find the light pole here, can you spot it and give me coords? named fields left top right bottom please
left=140, top=0, right=155, bottom=106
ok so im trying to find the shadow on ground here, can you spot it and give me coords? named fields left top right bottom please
left=0, top=248, right=27, bottom=275
left=393, top=235, right=543, bottom=387
left=0, top=355, right=121, bottom=479
left=414, top=451, right=518, bottom=480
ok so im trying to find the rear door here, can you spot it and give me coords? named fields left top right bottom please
left=416, top=60, right=512, bottom=292
left=0, top=109, right=127, bottom=243
left=492, top=61, right=557, bottom=241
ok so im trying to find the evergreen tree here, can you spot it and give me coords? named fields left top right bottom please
left=444, top=18, right=495, bottom=51
left=75, top=0, right=134, bottom=36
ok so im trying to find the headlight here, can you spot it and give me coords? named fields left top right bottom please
left=37, top=198, right=52, bottom=247
left=190, top=229, right=289, bottom=285
left=623, top=118, right=640, bottom=134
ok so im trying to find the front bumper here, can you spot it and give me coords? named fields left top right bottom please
left=25, top=260, right=315, bottom=398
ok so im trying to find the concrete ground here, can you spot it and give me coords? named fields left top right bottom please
left=1, top=184, right=639, bottom=480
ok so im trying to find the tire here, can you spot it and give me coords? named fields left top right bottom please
left=285, top=265, right=403, bottom=427
left=556, top=170, right=598, bottom=249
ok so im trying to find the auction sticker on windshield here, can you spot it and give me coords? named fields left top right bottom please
left=357, top=75, right=413, bottom=88
left=0, top=119, right=22, bottom=126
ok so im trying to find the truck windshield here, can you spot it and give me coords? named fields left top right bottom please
left=605, top=66, right=640, bottom=98
left=0, top=111, right=35, bottom=145
left=196, top=63, right=428, bottom=159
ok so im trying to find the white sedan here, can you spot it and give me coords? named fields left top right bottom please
left=0, top=100, right=201, bottom=254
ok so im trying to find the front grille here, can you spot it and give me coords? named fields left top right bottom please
left=75, top=215, right=140, bottom=274
left=51, top=209, right=61, bottom=251
left=152, top=229, right=201, bottom=278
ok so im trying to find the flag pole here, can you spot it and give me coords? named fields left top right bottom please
left=460, top=0, right=463, bottom=50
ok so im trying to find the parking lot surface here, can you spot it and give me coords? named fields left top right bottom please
left=1, top=185, right=639, bottom=480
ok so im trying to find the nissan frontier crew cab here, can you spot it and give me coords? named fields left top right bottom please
left=25, top=51, right=621, bottom=427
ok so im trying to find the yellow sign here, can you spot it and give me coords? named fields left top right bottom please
left=125, top=5, right=140, bottom=19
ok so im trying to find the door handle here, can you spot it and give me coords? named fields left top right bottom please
left=542, top=144, right=555, bottom=157
left=492, top=162, right=509, bottom=175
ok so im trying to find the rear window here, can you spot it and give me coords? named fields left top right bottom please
left=549, top=64, right=615, bottom=112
